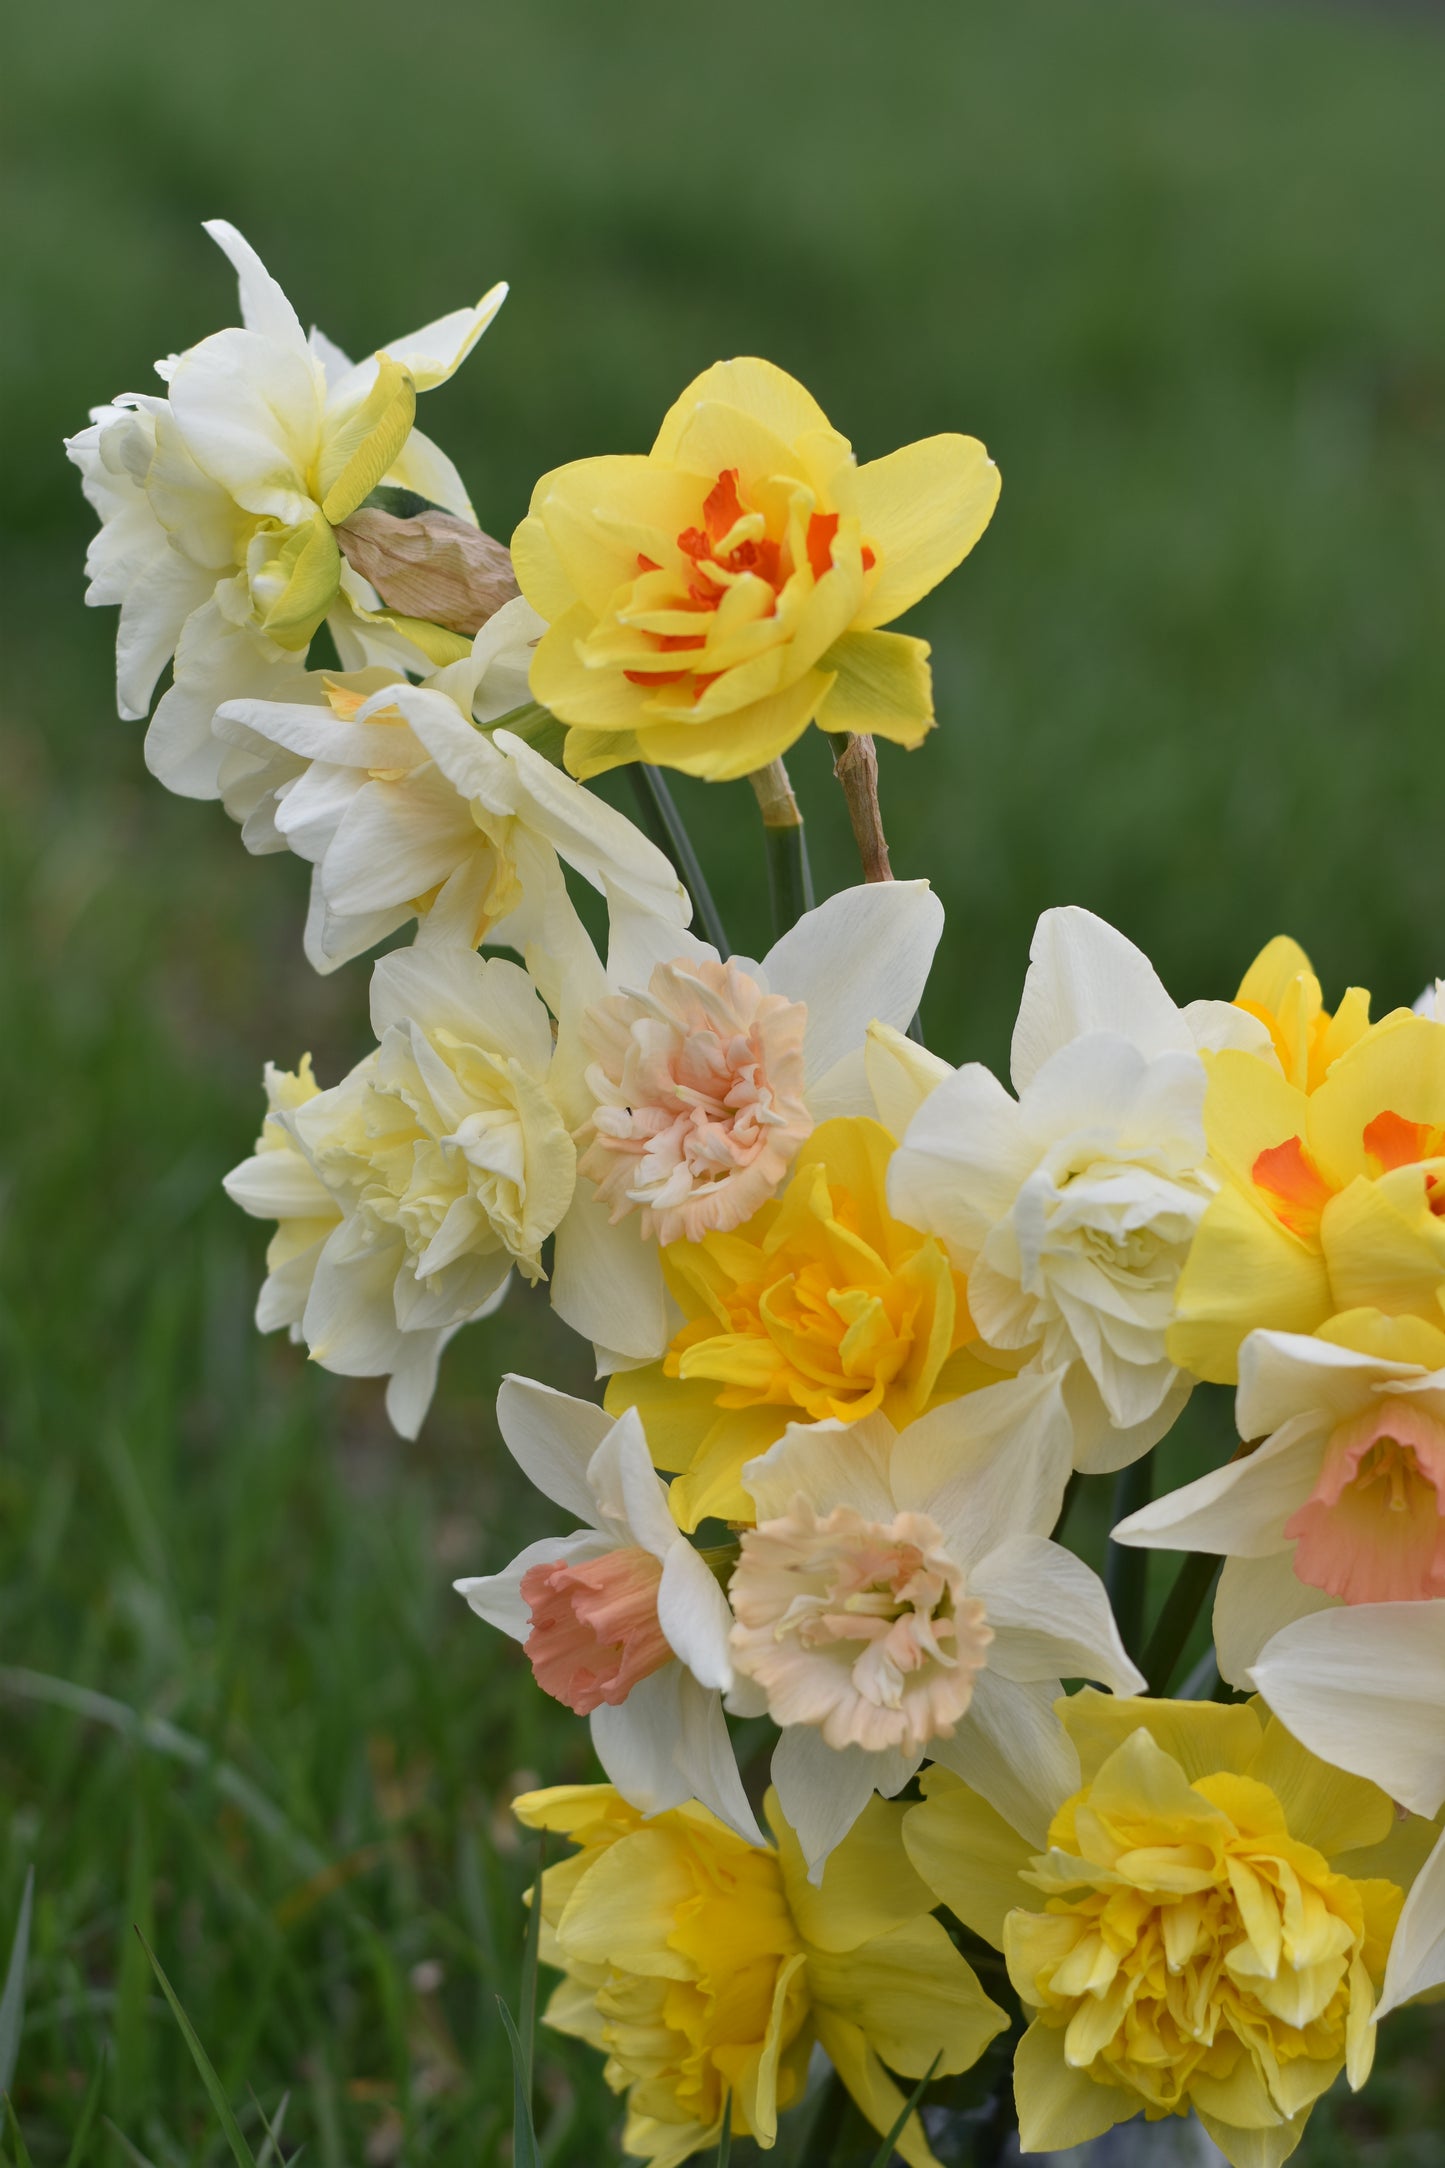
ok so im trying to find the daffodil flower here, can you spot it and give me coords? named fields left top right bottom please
left=512, top=357, right=1000, bottom=781
left=455, top=1377, right=757, bottom=1841
left=730, top=1379, right=1142, bottom=1875
left=66, top=219, right=505, bottom=791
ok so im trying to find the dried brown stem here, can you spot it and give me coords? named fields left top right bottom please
left=828, top=731, right=893, bottom=882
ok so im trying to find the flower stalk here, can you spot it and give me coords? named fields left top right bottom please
left=828, top=731, right=893, bottom=884
left=1140, top=1549, right=1222, bottom=1696
left=748, top=757, right=814, bottom=936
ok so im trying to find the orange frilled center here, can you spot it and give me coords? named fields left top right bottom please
left=1252, top=1111, right=1445, bottom=1241
left=621, top=467, right=872, bottom=696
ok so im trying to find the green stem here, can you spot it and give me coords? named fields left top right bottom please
left=749, top=759, right=814, bottom=937
left=1105, top=1458, right=1153, bottom=1663
left=1140, top=1551, right=1222, bottom=1697
left=629, top=765, right=731, bottom=958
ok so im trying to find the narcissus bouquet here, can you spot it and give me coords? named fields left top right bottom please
left=70, top=223, right=1445, bottom=2167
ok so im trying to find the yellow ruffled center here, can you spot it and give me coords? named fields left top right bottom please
left=1005, top=1731, right=1400, bottom=2130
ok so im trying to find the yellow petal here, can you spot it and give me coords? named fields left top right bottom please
left=1011, top=2021, right=1122, bottom=2153
left=1316, top=1307, right=1445, bottom=1367
left=902, top=1772, right=1036, bottom=1948
left=257, top=509, right=341, bottom=648
left=1236, top=936, right=1319, bottom=1014
left=1309, top=1013, right=1445, bottom=1185
left=1320, top=1169, right=1445, bottom=1322
left=319, top=355, right=417, bottom=525
left=652, top=357, right=835, bottom=461
left=844, top=434, right=1000, bottom=629
left=811, top=2012, right=942, bottom=2168
left=815, top=629, right=935, bottom=747
left=771, top=1791, right=932, bottom=1955
left=1248, top=1713, right=1396, bottom=1859
left=1194, top=2106, right=1312, bottom=2168
left=1059, top=1689, right=1264, bottom=1787
left=1169, top=1181, right=1332, bottom=1384
left=807, top=1918, right=1007, bottom=2077
left=627, top=669, right=836, bottom=783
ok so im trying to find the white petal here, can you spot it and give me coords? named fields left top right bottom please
left=1380, top=1829, right=1445, bottom=2015
left=550, top=1187, right=669, bottom=1364
left=1112, top=1415, right=1326, bottom=1559
left=760, top=882, right=944, bottom=1086
left=203, top=220, right=308, bottom=352
left=1237, top=1328, right=1420, bottom=1441
left=369, top=947, right=553, bottom=1071
left=494, top=1375, right=613, bottom=1524
left=590, top=1668, right=761, bottom=1843
left=887, top=1060, right=1033, bottom=1261
left=657, top=1542, right=736, bottom=1692
left=862, top=1022, right=952, bottom=1140
left=454, top=1530, right=609, bottom=1642
left=971, top=1536, right=1144, bottom=1694
left=740, top=1416, right=898, bottom=1526
left=604, top=901, right=716, bottom=988
left=1213, top=1552, right=1335, bottom=1689
left=222, top=1147, right=334, bottom=1221
left=1183, top=997, right=1273, bottom=1056
left=168, top=328, right=320, bottom=525
left=586, top=1408, right=677, bottom=1554
left=383, top=1328, right=452, bottom=1440
left=1250, top=1601, right=1445, bottom=1816
left=930, top=1673, right=1079, bottom=1850
left=1010, top=906, right=1194, bottom=1091
left=771, top=1726, right=919, bottom=1880
left=377, top=283, right=509, bottom=392
left=891, top=1370, right=1074, bottom=1566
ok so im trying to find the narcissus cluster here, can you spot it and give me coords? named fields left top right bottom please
left=71, top=223, right=1445, bottom=2167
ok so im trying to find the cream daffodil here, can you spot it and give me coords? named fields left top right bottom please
left=213, top=598, right=689, bottom=973
left=224, top=946, right=575, bottom=1437
left=513, top=1781, right=1006, bottom=2168
left=730, top=1376, right=1142, bottom=1875
left=66, top=218, right=505, bottom=791
left=544, top=882, right=946, bottom=1371
left=904, top=1693, right=1414, bottom=2168
left=512, top=357, right=1000, bottom=781
left=1115, top=1315, right=1445, bottom=1686
left=1252, top=1605, right=1445, bottom=2017
left=455, top=1378, right=757, bottom=1841
left=888, top=907, right=1270, bottom=1473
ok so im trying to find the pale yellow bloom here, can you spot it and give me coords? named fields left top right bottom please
left=514, top=1781, right=1006, bottom=2167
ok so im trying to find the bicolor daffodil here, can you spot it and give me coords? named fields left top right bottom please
left=1169, top=1005, right=1445, bottom=1384
left=1115, top=1314, right=1445, bottom=1686
left=1252, top=1605, right=1445, bottom=2020
left=66, top=218, right=505, bottom=792
left=888, top=906, right=1270, bottom=1472
left=904, top=1692, right=1413, bottom=2168
left=727, top=1373, right=1142, bottom=1876
left=511, top=357, right=1000, bottom=781
left=544, top=881, right=946, bottom=1376
left=212, top=597, right=689, bottom=972
left=224, top=945, right=575, bottom=1436
left=455, top=1379, right=757, bottom=1841
left=513, top=1782, right=1007, bottom=2168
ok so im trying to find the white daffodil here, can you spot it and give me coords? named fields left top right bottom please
left=456, top=1377, right=759, bottom=1842
left=66, top=218, right=505, bottom=791
left=729, top=1370, right=1142, bottom=1875
left=888, top=906, right=1270, bottom=1472
left=542, top=882, right=947, bottom=1370
left=224, top=945, right=576, bottom=1437
left=1114, top=1319, right=1445, bottom=1686
left=211, top=598, right=690, bottom=972
left=1251, top=1603, right=1445, bottom=2015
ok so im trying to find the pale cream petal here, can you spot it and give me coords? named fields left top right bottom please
left=1010, top=905, right=1195, bottom=1090
left=1214, top=1552, right=1336, bottom=1690
left=761, top=881, right=943, bottom=1087
left=1250, top=1600, right=1445, bottom=1816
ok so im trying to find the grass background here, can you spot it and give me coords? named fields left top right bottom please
left=5, top=0, right=1445, bottom=2158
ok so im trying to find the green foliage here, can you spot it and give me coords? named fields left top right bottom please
left=5, top=0, right=1445, bottom=2161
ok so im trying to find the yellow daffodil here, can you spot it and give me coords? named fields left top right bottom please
left=1232, top=936, right=1371, bottom=1094
left=513, top=1781, right=1006, bottom=2168
left=1170, top=1008, right=1445, bottom=1383
left=511, top=358, right=999, bottom=781
left=605, top=1117, right=991, bottom=1528
left=904, top=1693, right=1414, bottom=2168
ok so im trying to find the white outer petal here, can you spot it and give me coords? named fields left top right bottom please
left=590, top=1667, right=761, bottom=1844
left=972, top=1536, right=1144, bottom=1694
left=1213, top=1552, right=1335, bottom=1689
left=760, top=882, right=944, bottom=1088
left=1249, top=1601, right=1445, bottom=1817
left=930, top=1672, right=1079, bottom=1850
left=454, top=1530, right=610, bottom=1642
left=888, top=1062, right=1034, bottom=1261
left=203, top=219, right=308, bottom=353
left=1112, top=1415, right=1327, bottom=1559
left=657, top=1542, right=736, bottom=1692
left=1380, top=1830, right=1445, bottom=2015
left=550, top=1186, right=669, bottom=1365
left=740, top=1415, right=898, bottom=1526
left=771, top=1726, right=920, bottom=1881
left=1236, top=1328, right=1430, bottom=1441
left=893, top=1369, right=1074, bottom=1567
left=1010, top=905, right=1194, bottom=1091
left=494, top=1376, right=612, bottom=1525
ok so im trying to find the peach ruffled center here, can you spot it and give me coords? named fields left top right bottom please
left=520, top=1546, right=671, bottom=1714
left=577, top=957, right=812, bottom=1245
left=729, top=1499, right=992, bottom=1755
left=1285, top=1397, right=1445, bottom=1604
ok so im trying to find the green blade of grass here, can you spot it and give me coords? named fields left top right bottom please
left=494, top=1998, right=539, bottom=2168
left=100, top=2121, right=159, bottom=2168
left=866, top=2052, right=941, bottom=2168
left=0, top=1869, right=35, bottom=2100
left=61, top=2049, right=106, bottom=2168
left=134, top=1931, right=258, bottom=2168
left=4, top=2100, right=35, bottom=2168
left=715, top=2090, right=732, bottom=2167
left=518, top=1832, right=546, bottom=2104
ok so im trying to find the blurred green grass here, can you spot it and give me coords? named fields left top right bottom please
left=5, top=0, right=1445, bottom=2158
